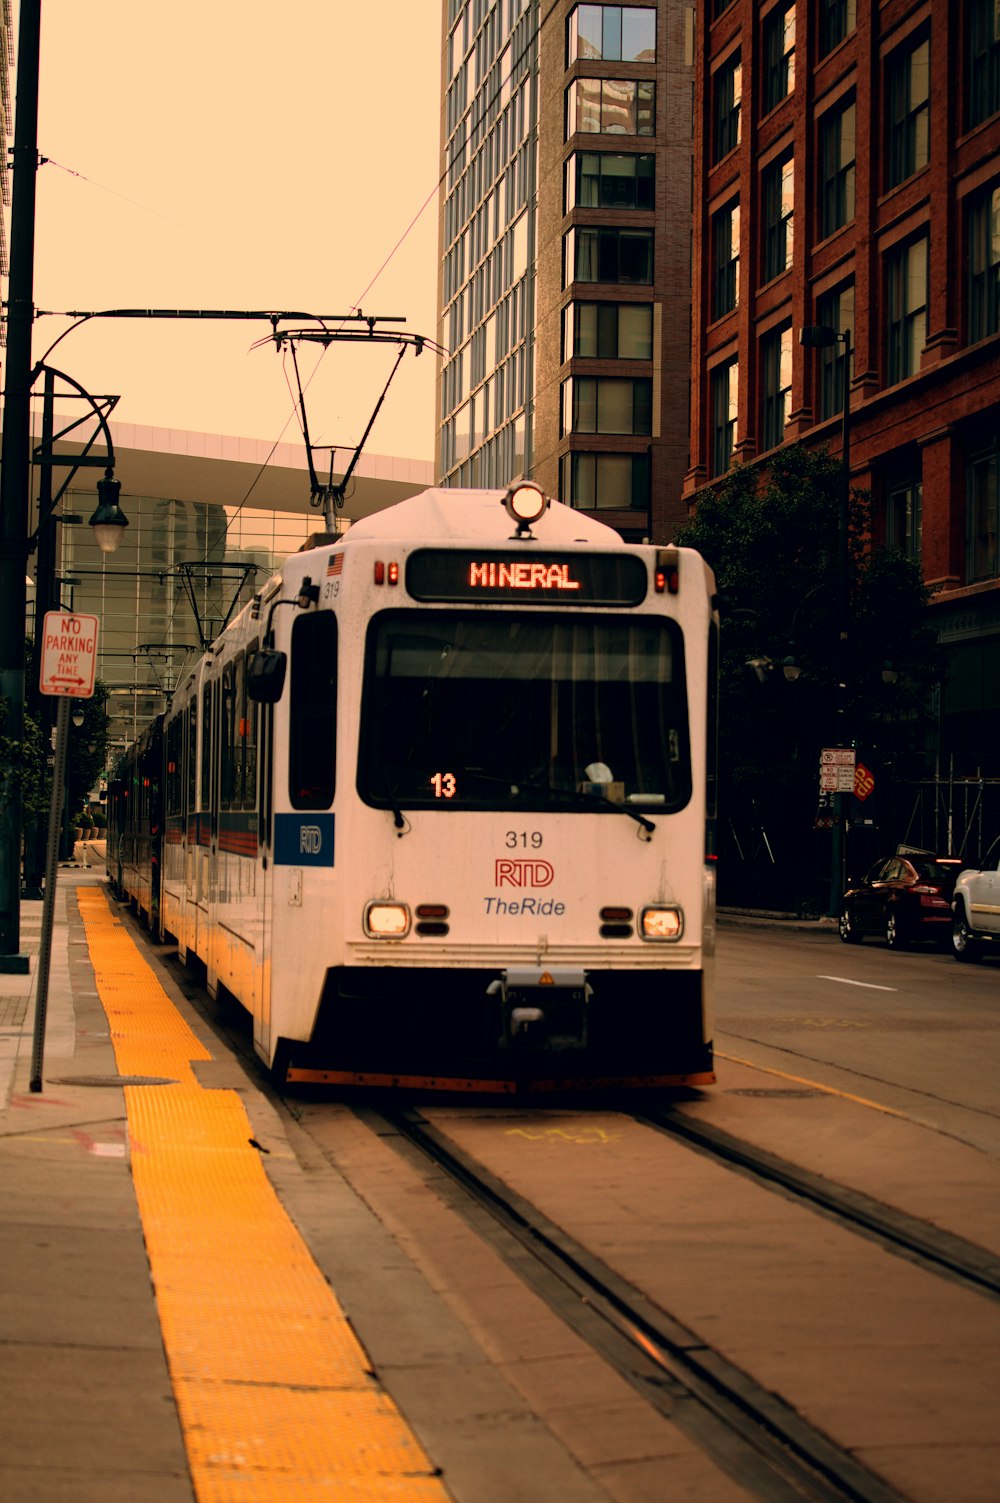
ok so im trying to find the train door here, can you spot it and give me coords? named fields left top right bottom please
left=251, top=638, right=274, bottom=1058
left=204, top=670, right=222, bottom=993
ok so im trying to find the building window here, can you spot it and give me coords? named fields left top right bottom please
left=561, top=376, right=653, bottom=435
left=567, top=78, right=655, bottom=136
left=886, top=38, right=930, bottom=189
left=968, top=446, right=1000, bottom=580
left=886, top=478, right=923, bottom=562
left=818, top=0, right=856, bottom=58
left=710, top=359, right=738, bottom=476
left=967, top=0, right=1000, bottom=129
left=818, top=99, right=856, bottom=238
left=967, top=184, right=1000, bottom=343
left=711, top=198, right=740, bottom=319
left=761, top=3, right=795, bottom=114
left=561, top=451, right=651, bottom=510
left=712, top=50, right=741, bottom=163
left=563, top=301, right=653, bottom=359
left=815, top=282, right=855, bottom=420
left=711, top=0, right=734, bottom=19
left=565, top=226, right=654, bottom=284
left=760, top=324, right=792, bottom=452
left=568, top=5, right=656, bottom=63
left=761, top=153, right=794, bottom=283
left=566, top=151, right=655, bottom=210
left=885, top=238, right=928, bottom=384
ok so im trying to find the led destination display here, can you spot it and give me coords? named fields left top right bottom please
left=406, top=549, right=647, bottom=606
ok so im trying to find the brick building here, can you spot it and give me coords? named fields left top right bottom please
left=685, top=0, right=1000, bottom=789
left=437, top=0, right=696, bottom=540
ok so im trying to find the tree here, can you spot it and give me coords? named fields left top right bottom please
left=675, top=444, right=939, bottom=909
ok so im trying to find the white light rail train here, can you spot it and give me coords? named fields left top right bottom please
left=108, top=482, right=719, bottom=1092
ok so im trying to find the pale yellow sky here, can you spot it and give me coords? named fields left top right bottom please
left=28, top=1, right=442, bottom=460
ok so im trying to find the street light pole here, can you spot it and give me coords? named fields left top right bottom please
left=0, top=0, right=42, bottom=968
left=799, top=321, right=853, bottom=917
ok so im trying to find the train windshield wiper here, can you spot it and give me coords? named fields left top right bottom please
left=470, top=770, right=655, bottom=835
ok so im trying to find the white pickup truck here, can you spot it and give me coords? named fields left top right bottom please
left=952, top=837, right=1000, bottom=961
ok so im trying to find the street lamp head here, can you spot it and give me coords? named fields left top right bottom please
left=799, top=324, right=839, bottom=348
left=782, top=654, right=802, bottom=682
left=71, top=708, right=85, bottom=727
left=88, top=469, right=130, bottom=554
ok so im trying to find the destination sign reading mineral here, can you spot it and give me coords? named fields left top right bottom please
left=406, top=550, right=647, bottom=606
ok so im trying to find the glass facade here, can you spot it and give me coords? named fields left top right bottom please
left=51, top=492, right=315, bottom=746
left=440, top=0, right=537, bottom=488
left=568, top=6, right=656, bottom=65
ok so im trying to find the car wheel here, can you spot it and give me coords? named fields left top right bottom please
left=839, top=906, right=863, bottom=944
left=952, top=906, right=980, bottom=963
left=885, top=909, right=908, bottom=949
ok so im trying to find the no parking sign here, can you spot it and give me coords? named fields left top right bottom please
left=39, top=611, right=99, bottom=698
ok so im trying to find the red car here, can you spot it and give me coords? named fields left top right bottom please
left=839, top=851, right=964, bottom=948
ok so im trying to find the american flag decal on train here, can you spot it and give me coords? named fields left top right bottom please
left=327, top=553, right=344, bottom=576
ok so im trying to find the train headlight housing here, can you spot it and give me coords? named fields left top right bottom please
left=640, top=905, right=684, bottom=941
left=503, top=480, right=549, bottom=535
left=364, top=901, right=411, bottom=939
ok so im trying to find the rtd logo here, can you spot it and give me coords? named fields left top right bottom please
left=299, top=825, right=323, bottom=855
left=495, top=859, right=554, bottom=888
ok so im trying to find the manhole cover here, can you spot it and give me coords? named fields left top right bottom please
left=726, top=1088, right=822, bottom=1098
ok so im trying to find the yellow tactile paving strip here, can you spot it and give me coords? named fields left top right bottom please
left=76, top=887, right=451, bottom=1503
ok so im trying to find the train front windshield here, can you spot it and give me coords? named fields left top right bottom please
left=359, top=611, right=691, bottom=814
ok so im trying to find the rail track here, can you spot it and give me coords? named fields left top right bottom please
left=362, top=1104, right=922, bottom=1503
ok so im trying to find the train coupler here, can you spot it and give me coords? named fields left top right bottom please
left=490, top=968, right=591, bottom=1051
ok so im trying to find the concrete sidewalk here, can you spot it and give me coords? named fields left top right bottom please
left=0, top=873, right=194, bottom=1502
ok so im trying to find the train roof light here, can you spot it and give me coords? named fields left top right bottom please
left=503, top=480, right=549, bottom=535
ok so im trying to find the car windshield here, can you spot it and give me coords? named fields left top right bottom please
left=358, top=610, right=691, bottom=814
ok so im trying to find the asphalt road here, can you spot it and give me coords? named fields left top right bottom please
left=714, top=922, right=1000, bottom=1156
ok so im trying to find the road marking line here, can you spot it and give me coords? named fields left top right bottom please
left=817, top=975, right=897, bottom=992
left=716, top=1052, right=910, bottom=1119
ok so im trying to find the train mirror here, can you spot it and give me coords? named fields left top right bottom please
left=246, top=649, right=287, bottom=704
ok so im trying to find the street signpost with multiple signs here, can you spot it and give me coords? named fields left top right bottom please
left=30, top=612, right=99, bottom=1092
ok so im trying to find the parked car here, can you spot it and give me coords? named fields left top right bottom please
left=952, top=837, right=1000, bottom=962
left=839, top=850, right=963, bottom=948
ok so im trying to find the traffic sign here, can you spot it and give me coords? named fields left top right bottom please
left=853, top=762, right=875, bottom=801
left=39, top=611, right=99, bottom=698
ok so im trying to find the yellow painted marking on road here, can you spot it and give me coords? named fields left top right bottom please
left=506, top=1125, right=620, bottom=1144
left=716, top=1050, right=911, bottom=1120
left=76, top=888, right=450, bottom=1503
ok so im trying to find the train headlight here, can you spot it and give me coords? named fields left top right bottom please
left=503, top=480, right=549, bottom=534
left=364, top=901, right=411, bottom=939
left=640, top=906, right=684, bottom=941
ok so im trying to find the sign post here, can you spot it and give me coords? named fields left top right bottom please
left=30, top=612, right=98, bottom=1092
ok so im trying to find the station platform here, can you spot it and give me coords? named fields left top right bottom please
left=0, top=873, right=452, bottom=1502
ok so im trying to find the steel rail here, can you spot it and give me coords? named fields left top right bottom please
left=363, top=1105, right=909, bottom=1503
left=640, top=1109, right=1000, bottom=1303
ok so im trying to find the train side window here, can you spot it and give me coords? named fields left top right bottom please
left=187, top=698, right=197, bottom=815
left=289, top=611, right=337, bottom=810
left=220, top=662, right=236, bottom=809
left=242, top=641, right=258, bottom=810
left=201, top=681, right=213, bottom=814
left=165, top=715, right=183, bottom=816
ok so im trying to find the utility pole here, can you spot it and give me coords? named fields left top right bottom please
left=0, top=0, right=42, bottom=968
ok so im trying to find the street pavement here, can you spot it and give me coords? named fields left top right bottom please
left=0, top=860, right=194, bottom=1502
